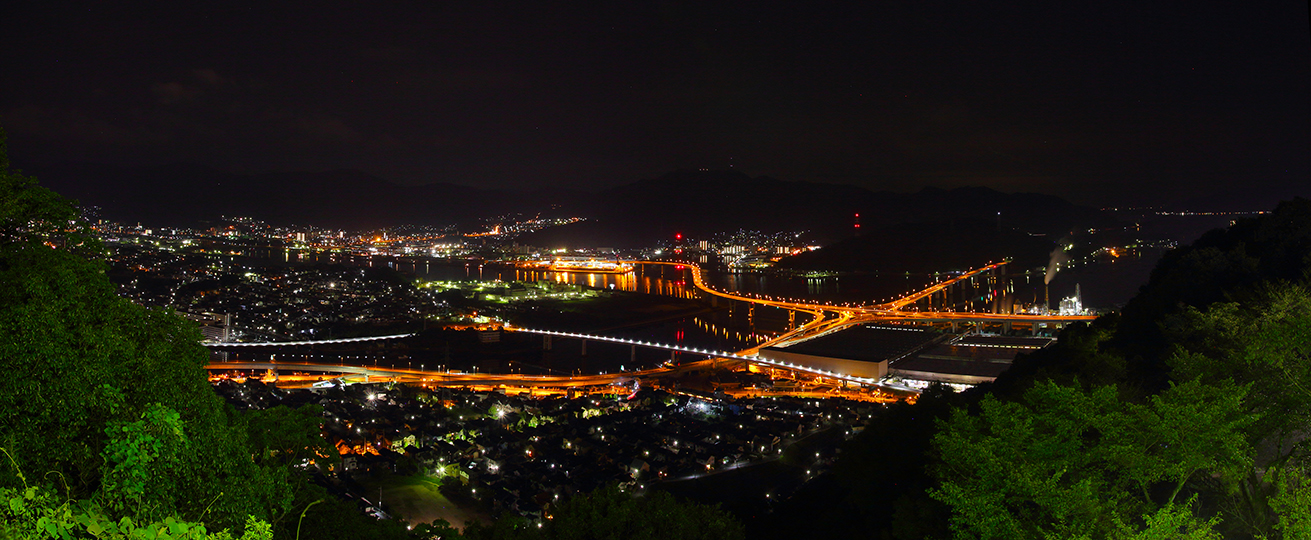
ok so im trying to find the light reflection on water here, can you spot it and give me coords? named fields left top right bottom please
left=404, top=260, right=793, bottom=350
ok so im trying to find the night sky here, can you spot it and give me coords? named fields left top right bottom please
left=3, top=1, right=1308, bottom=207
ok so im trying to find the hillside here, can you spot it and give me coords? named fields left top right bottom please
left=776, top=217, right=1055, bottom=273
left=520, top=170, right=1118, bottom=248
left=22, top=164, right=1116, bottom=256
left=25, top=161, right=571, bottom=230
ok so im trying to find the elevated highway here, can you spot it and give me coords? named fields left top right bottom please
left=638, top=259, right=1094, bottom=333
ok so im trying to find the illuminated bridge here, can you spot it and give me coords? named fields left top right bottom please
left=509, top=327, right=897, bottom=388
left=203, top=328, right=898, bottom=389
left=203, top=333, right=415, bottom=347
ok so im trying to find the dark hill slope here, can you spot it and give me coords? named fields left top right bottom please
left=25, top=161, right=559, bottom=229
left=25, top=163, right=1115, bottom=246
left=586, top=171, right=1113, bottom=241
left=776, top=218, right=1054, bottom=273
left=519, top=170, right=1116, bottom=247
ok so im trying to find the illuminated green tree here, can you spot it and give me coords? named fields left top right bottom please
left=1162, top=282, right=1311, bottom=537
left=0, top=126, right=291, bottom=531
left=931, top=379, right=1252, bottom=539
left=1167, top=283, right=1311, bottom=443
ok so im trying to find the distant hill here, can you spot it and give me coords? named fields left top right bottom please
left=520, top=170, right=1117, bottom=248
left=24, top=161, right=574, bottom=230
left=23, top=164, right=1116, bottom=264
left=775, top=217, right=1055, bottom=273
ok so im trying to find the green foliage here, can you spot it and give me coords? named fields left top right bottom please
left=1152, top=282, right=1311, bottom=537
left=1263, top=465, right=1311, bottom=540
left=0, top=127, right=293, bottom=531
left=2, top=125, right=738, bottom=540
left=1, top=463, right=272, bottom=540
left=1111, top=198, right=1311, bottom=384
left=99, top=404, right=189, bottom=519
left=275, top=496, right=411, bottom=540
left=244, top=405, right=338, bottom=470
left=1167, top=283, right=1311, bottom=446
left=931, top=380, right=1253, bottom=539
left=0, top=132, right=87, bottom=252
left=1115, top=498, right=1223, bottom=540
left=925, top=201, right=1311, bottom=540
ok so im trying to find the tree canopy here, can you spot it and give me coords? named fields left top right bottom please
left=932, top=379, right=1252, bottom=539
left=0, top=126, right=294, bottom=534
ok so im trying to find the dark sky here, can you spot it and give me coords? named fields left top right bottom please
left=2, top=1, right=1308, bottom=207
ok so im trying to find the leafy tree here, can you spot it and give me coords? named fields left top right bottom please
left=1160, top=283, right=1311, bottom=537
left=2, top=447, right=274, bottom=540
left=934, top=201, right=1311, bottom=540
left=0, top=126, right=291, bottom=532
left=1166, top=283, right=1311, bottom=446
left=245, top=405, right=339, bottom=470
left=98, top=403, right=190, bottom=519
left=931, top=379, right=1252, bottom=539
left=1109, top=198, right=1311, bottom=387
left=1115, top=500, right=1223, bottom=540
left=784, top=201, right=1311, bottom=540
left=1266, top=465, right=1311, bottom=540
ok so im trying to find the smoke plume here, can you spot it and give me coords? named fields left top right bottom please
left=1045, top=242, right=1071, bottom=285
